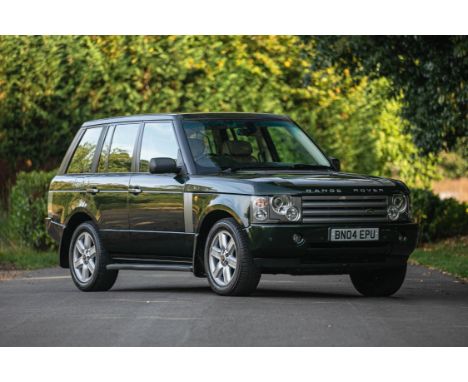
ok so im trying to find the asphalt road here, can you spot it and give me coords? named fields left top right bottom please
left=1, top=265, right=467, bottom=346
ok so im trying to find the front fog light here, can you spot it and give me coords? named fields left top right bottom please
left=387, top=206, right=400, bottom=221
left=285, top=206, right=300, bottom=222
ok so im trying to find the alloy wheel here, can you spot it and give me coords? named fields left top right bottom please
left=72, top=231, right=97, bottom=283
left=208, top=230, right=237, bottom=287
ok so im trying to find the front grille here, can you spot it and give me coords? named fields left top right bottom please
left=301, top=195, right=389, bottom=223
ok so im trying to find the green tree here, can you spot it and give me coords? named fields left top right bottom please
left=312, top=36, right=468, bottom=154
left=0, top=35, right=437, bottom=190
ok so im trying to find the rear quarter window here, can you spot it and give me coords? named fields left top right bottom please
left=67, top=127, right=103, bottom=174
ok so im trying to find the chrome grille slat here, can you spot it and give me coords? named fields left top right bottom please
left=301, top=194, right=389, bottom=223
left=303, top=217, right=389, bottom=223
left=303, top=209, right=387, bottom=216
left=303, top=201, right=387, bottom=208
left=302, top=195, right=386, bottom=200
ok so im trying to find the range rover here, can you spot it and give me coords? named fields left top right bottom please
left=46, top=113, right=418, bottom=296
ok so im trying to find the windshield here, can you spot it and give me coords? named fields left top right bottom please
left=182, top=119, right=331, bottom=173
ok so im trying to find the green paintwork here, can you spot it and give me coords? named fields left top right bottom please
left=47, top=113, right=418, bottom=274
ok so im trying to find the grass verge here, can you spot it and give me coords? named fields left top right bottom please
left=410, top=236, right=468, bottom=280
left=0, top=246, right=58, bottom=271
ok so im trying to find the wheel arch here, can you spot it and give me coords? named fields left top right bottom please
left=192, top=209, right=240, bottom=277
left=59, top=211, right=95, bottom=268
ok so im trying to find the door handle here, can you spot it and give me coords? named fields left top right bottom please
left=128, top=186, right=142, bottom=195
left=86, top=187, right=99, bottom=194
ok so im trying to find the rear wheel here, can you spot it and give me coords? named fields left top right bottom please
left=204, top=218, right=261, bottom=296
left=69, top=222, right=118, bottom=292
left=350, top=263, right=407, bottom=297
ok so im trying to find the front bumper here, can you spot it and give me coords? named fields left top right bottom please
left=245, top=222, right=418, bottom=274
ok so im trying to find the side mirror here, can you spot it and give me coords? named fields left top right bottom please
left=149, top=157, right=180, bottom=174
left=329, top=157, right=341, bottom=172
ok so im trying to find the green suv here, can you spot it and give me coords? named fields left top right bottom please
left=46, top=113, right=418, bottom=296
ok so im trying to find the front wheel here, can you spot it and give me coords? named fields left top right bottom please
left=350, top=264, right=407, bottom=297
left=204, top=218, right=261, bottom=296
left=69, top=222, right=118, bottom=292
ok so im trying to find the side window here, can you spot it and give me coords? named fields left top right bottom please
left=107, top=124, right=140, bottom=173
left=139, top=122, right=179, bottom=172
left=97, top=126, right=114, bottom=172
left=67, top=127, right=103, bottom=174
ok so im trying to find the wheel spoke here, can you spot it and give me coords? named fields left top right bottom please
left=213, top=262, right=223, bottom=278
left=84, top=233, right=91, bottom=249
left=223, top=266, right=231, bottom=284
left=74, top=257, right=84, bottom=268
left=89, top=246, right=96, bottom=256
left=219, top=233, right=228, bottom=250
left=81, top=264, right=89, bottom=280
left=76, top=240, right=85, bottom=254
left=226, top=239, right=235, bottom=255
left=210, top=246, right=222, bottom=259
left=87, top=259, right=95, bottom=273
left=226, top=256, right=237, bottom=269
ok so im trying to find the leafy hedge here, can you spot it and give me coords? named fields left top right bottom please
left=7, top=170, right=57, bottom=250
left=4, top=171, right=468, bottom=250
left=412, top=189, right=468, bottom=242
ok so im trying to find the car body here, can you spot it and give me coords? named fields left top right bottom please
left=47, top=113, right=418, bottom=296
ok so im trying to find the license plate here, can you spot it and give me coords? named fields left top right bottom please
left=330, top=228, right=379, bottom=241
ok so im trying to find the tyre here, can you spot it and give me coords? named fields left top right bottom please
left=350, top=263, right=407, bottom=297
left=69, top=222, right=118, bottom=292
left=204, top=218, right=261, bottom=296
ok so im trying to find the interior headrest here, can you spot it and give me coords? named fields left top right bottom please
left=222, top=141, right=253, bottom=157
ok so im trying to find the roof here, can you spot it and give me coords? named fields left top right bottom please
left=81, top=112, right=290, bottom=127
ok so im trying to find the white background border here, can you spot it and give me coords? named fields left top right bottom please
left=1, top=0, right=467, bottom=380
left=1, top=0, right=468, bottom=34
left=1, top=347, right=467, bottom=381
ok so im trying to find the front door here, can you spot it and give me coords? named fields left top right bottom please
left=128, top=121, right=191, bottom=260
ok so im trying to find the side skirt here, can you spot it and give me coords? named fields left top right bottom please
left=107, top=262, right=193, bottom=272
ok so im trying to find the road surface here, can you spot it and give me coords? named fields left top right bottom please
left=1, top=265, right=467, bottom=346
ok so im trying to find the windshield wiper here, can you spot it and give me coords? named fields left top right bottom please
left=289, top=164, right=332, bottom=170
left=220, top=164, right=331, bottom=173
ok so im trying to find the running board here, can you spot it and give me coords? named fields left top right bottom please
left=107, top=263, right=193, bottom=272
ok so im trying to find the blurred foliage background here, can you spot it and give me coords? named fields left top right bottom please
left=0, top=35, right=466, bottom=257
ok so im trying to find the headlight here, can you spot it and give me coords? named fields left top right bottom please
left=271, top=195, right=292, bottom=215
left=392, top=194, right=407, bottom=212
left=387, top=194, right=409, bottom=221
left=252, top=197, right=269, bottom=222
left=285, top=206, right=301, bottom=222
left=251, top=195, right=301, bottom=223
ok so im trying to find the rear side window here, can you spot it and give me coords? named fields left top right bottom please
left=67, top=127, right=103, bottom=174
left=106, top=124, right=140, bottom=173
left=139, top=122, right=179, bottom=172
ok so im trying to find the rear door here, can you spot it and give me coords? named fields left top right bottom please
left=87, top=123, right=141, bottom=253
left=128, top=121, right=190, bottom=260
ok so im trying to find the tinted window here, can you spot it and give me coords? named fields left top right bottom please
left=107, top=124, right=140, bottom=173
left=97, top=126, right=114, bottom=172
left=139, top=122, right=179, bottom=172
left=183, top=119, right=330, bottom=172
left=67, top=127, right=103, bottom=174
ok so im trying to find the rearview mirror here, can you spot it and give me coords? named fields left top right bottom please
left=149, top=157, right=180, bottom=174
left=329, top=157, right=341, bottom=172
